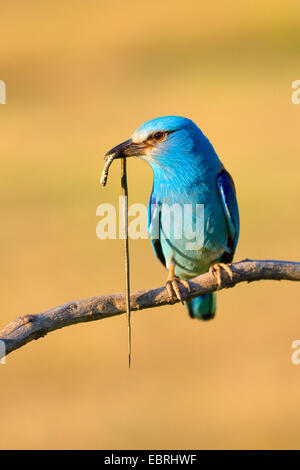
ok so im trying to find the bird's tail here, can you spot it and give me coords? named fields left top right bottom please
left=185, top=293, right=216, bottom=320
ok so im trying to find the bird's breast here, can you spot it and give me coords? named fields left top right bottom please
left=150, top=183, right=228, bottom=278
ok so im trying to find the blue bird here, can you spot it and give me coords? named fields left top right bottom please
left=105, top=116, right=239, bottom=319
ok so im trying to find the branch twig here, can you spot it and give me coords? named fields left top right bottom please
left=0, top=260, right=299, bottom=358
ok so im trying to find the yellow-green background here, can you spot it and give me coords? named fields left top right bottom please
left=0, top=0, right=300, bottom=449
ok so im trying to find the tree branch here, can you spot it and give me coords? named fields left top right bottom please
left=0, top=260, right=299, bottom=358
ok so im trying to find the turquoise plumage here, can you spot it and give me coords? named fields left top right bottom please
left=105, top=116, right=240, bottom=319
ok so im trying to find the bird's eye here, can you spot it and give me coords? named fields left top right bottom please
left=152, top=131, right=166, bottom=141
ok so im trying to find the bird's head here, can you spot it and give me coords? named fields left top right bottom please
left=105, top=116, right=218, bottom=175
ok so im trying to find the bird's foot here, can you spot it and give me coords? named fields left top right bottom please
left=166, top=265, right=190, bottom=303
left=209, top=262, right=233, bottom=288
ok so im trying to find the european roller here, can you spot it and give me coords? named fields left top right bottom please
left=105, top=116, right=239, bottom=319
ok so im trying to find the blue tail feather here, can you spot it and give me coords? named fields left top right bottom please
left=185, top=293, right=216, bottom=320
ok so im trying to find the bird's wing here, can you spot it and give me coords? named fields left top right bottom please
left=147, top=190, right=166, bottom=268
left=217, top=169, right=240, bottom=263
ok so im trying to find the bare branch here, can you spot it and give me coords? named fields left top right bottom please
left=0, top=260, right=299, bottom=358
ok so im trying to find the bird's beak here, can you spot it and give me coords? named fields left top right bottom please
left=104, top=138, right=147, bottom=160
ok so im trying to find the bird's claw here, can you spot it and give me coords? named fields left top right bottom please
left=166, top=265, right=190, bottom=303
left=209, top=262, right=233, bottom=288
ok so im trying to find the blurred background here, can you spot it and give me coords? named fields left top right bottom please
left=0, top=0, right=300, bottom=450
